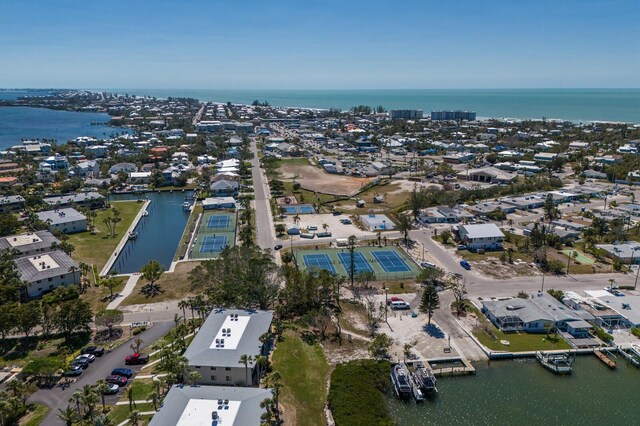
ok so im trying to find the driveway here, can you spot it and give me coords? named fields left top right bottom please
left=29, top=320, right=174, bottom=425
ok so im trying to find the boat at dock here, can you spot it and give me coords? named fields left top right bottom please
left=410, top=362, right=438, bottom=398
left=182, top=201, right=191, bottom=211
left=618, top=344, right=640, bottom=368
left=536, top=351, right=574, bottom=374
left=390, top=363, right=413, bottom=399
left=594, top=350, right=616, bottom=369
left=128, top=231, right=138, bottom=240
left=142, top=210, right=149, bottom=217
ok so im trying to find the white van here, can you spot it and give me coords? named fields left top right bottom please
left=391, top=301, right=410, bottom=310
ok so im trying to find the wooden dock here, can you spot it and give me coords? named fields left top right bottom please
left=594, top=350, right=616, bottom=369
left=423, top=357, right=476, bottom=377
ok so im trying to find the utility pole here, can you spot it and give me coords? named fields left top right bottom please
left=541, top=270, right=545, bottom=293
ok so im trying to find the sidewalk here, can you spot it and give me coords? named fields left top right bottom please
left=107, top=274, right=141, bottom=309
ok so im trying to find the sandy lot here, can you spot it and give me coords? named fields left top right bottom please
left=280, top=162, right=373, bottom=196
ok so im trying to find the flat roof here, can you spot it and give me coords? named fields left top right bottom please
left=0, top=231, right=59, bottom=253
left=36, top=208, right=86, bottom=225
left=150, top=385, right=271, bottom=426
left=458, top=223, right=504, bottom=239
left=184, top=309, right=272, bottom=368
left=15, top=250, right=78, bottom=283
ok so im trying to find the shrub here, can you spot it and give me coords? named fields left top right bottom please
left=592, top=326, right=613, bottom=343
left=328, top=360, right=393, bottom=426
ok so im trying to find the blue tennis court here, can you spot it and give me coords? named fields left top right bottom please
left=283, top=204, right=316, bottom=215
left=200, top=235, right=228, bottom=253
left=337, top=252, right=374, bottom=274
left=207, top=215, right=231, bottom=229
left=372, top=250, right=411, bottom=272
left=302, top=253, right=336, bottom=274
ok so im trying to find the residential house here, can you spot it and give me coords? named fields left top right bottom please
left=37, top=208, right=87, bottom=234
left=0, top=230, right=60, bottom=257
left=455, top=223, right=504, bottom=251
left=15, top=250, right=80, bottom=298
left=210, top=179, right=240, bottom=197
left=0, top=195, right=25, bottom=213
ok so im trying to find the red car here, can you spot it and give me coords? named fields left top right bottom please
left=387, top=297, right=404, bottom=306
left=125, top=353, right=149, bottom=365
left=106, top=375, right=128, bottom=386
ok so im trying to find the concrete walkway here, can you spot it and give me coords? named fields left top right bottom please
left=115, top=412, right=156, bottom=426
left=100, top=199, right=151, bottom=276
left=107, top=274, right=141, bottom=309
left=115, top=399, right=153, bottom=406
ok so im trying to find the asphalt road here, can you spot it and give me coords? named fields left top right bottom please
left=29, top=320, right=174, bottom=425
left=250, top=139, right=277, bottom=252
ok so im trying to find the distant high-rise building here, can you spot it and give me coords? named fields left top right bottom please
left=431, top=110, right=477, bottom=121
left=389, top=109, right=423, bottom=120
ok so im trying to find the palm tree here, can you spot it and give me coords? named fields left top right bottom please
left=376, top=231, right=382, bottom=247
left=187, top=297, right=196, bottom=324
left=239, top=354, right=254, bottom=385
left=129, top=410, right=141, bottom=426
left=178, top=300, right=189, bottom=324
left=293, top=214, right=300, bottom=226
left=397, top=213, right=412, bottom=246
left=95, top=379, right=109, bottom=411
left=81, top=384, right=98, bottom=422
left=68, top=265, right=79, bottom=285
left=149, top=390, right=160, bottom=411
left=128, top=386, right=135, bottom=410
left=69, top=391, right=83, bottom=418
left=57, top=405, right=78, bottom=426
left=322, top=223, right=329, bottom=233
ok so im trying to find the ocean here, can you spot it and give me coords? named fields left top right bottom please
left=0, top=106, right=129, bottom=149
left=91, top=88, right=640, bottom=123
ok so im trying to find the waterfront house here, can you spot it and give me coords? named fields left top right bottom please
left=149, top=385, right=270, bottom=426
left=210, top=179, right=240, bottom=197
left=15, top=250, right=80, bottom=298
left=37, top=208, right=87, bottom=234
left=43, top=192, right=105, bottom=209
left=455, top=223, right=504, bottom=251
left=202, top=197, right=236, bottom=210
left=183, top=309, right=272, bottom=386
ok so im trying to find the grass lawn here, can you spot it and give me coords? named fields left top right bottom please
left=272, top=330, right=330, bottom=426
left=282, top=181, right=338, bottom=205
left=467, top=302, right=571, bottom=352
left=117, top=379, right=156, bottom=402
left=121, top=261, right=200, bottom=306
left=20, top=403, right=49, bottom=426
left=383, top=280, right=418, bottom=294
left=67, top=201, right=144, bottom=271
left=82, top=277, right=127, bottom=311
left=109, top=402, right=155, bottom=425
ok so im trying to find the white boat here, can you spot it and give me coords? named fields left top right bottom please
left=410, top=362, right=437, bottom=396
left=390, top=363, right=412, bottom=399
left=182, top=202, right=191, bottom=211
left=128, top=231, right=138, bottom=240
left=141, top=210, right=149, bottom=217
left=536, top=351, right=574, bottom=374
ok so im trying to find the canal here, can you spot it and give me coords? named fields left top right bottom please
left=387, top=357, right=640, bottom=425
left=109, top=191, right=192, bottom=274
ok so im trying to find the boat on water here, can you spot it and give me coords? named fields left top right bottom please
left=619, top=344, right=640, bottom=368
left=390, top=363, right=413, bottom=399
left=410, top=362, right=438, bottom=398
left=128, top=231, right=138, bottom=240
left=141, top=210, right=149, bottom=217
left=594, top=349, right=616, bottom=369
left=182, top=201, right=191, bottom=211
left=536, top=351, right=574, bottom=374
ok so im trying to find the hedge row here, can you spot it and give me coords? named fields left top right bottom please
left=328, top=359, right=393, bottom=426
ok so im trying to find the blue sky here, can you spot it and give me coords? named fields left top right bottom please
left=0, top=0, right=638, bottom=89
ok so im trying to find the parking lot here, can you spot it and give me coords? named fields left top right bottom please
left=281, top=213, right=375, bottom=239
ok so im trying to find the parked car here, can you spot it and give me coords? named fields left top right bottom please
left=111, top=368, right=134, bottom=378
left=274, top=244, right=283, bottom=250
left=125, top=353, right=149, bottom=365
left=102, top=383, right=120, bottom=395
left=76, top=354, right=95, bottom=363
left=390, top=301, right=411, bottom=310
left=62, top=366, right=83, bottom=377
left=70, top=359, right=89, bottom=369
left=457, top=245, right=467, bottom=250
left=332, top=211, right=342, bottom=216
left=106, top=375, right=128, bottom=386
left=82, top=346, right=105, bottom=357
left=460, top=260, right=471, bottom=270
left=421, top=262, right=436, bottom=269
left=387, top=296, right=404, bottom=306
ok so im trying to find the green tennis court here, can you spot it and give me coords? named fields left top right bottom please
left=190, top=211, right=237, bottom=259
left=296, top=246, right=420, bottom=280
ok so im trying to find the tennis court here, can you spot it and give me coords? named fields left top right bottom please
left=283, top=204, right=316, bottom=215
left=207, top=215, right=231, bottom=229
left=200, top=235, right=229, bottom=254
left=337, top=252, right=374, bottom=274
left=296, top=246, right=420, bottom=280
left=372, top=250, right=412, bottom=272
left=190, top=211, right=238, bottom=259
left=302, top=253, right=337, bottom=274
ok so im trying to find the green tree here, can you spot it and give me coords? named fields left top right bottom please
left=239, top=354, right=254, bottom=385
left=0, top=213, right=20, bottom=237
left=140, top=259, right=165, bottom=297
left=54, top=299, right=93, bottom=340
left=57, top=405, right=78, bottom=426
left=94, top=309, right=124, bottom=339
left=397, top=213, right=411, bottom=246
left=275, top=223, right=286, bottom=236
left=419, top=284, right=440, bottom=325
left=14, top=301, right=42, bottom=340
left=368, top=333, right=393, bottom=359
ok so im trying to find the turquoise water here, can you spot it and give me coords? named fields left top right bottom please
left=387, top=357, right=640, bottom=425
left=109, top=192, right=192, bottom=274
left=94, top=88, right=640, bottom=123
left=0, top=106, right=128, bottom=149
